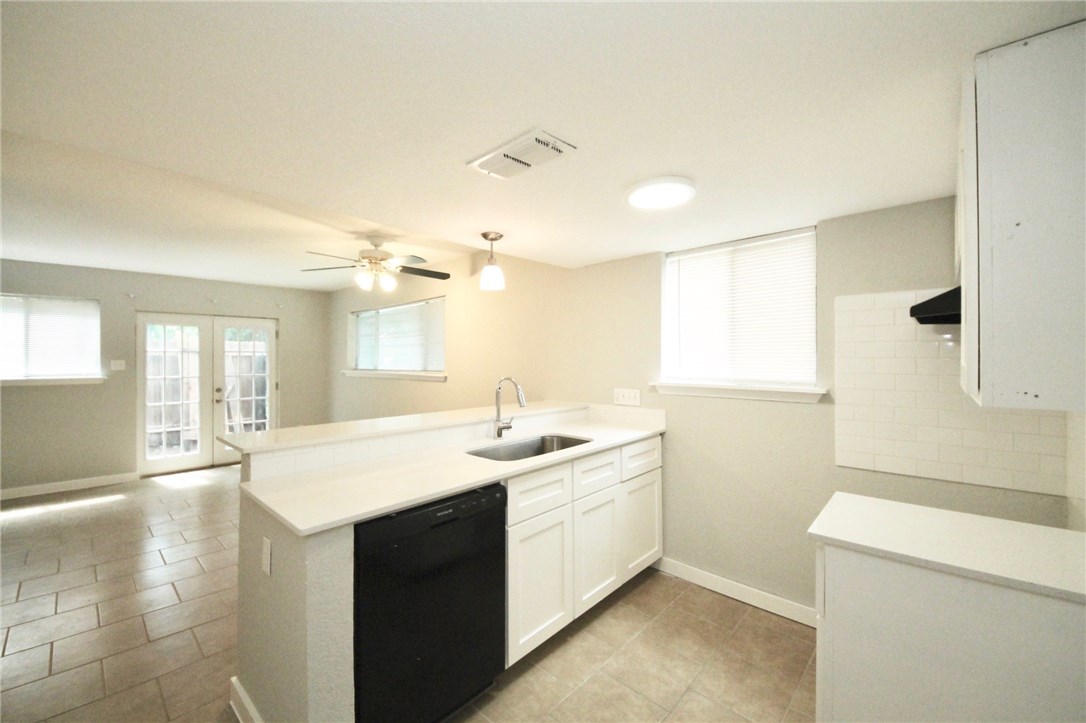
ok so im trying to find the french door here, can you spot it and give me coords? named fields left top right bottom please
left=137, top=313, right=277, bottom=476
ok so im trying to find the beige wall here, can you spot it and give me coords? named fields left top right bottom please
left=1068, top=413, right=1086, bottom=530
left=1, top=260, right=332, bottom=491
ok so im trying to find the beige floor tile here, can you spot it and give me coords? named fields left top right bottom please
left=2, top=593, right=57, bottom=627
left=550, top=671, right=667, bottom=722
left=23, top=540, right=90, bottom=566
left=16, top=565, right=95, bottom=600
left=619, top=571, right=693, bottom=618
left=49, top=678, right=169, bottom=722
left=217, top=587, right=238, bottom=614
left=89, top=526, right=153, bottom=552
left=144, top=593, right=230, bottom=640
left=160, top=537, right=226, bottom=565
left=102, top=531, right=187, bottom=559
left=476, top=662, right=574, bottom=722
left=133, top=557, right=206, bottom=591
left=782, top=709, right=815, bottom=722
left=664, top=690, right=749, bottom=722
left=99, top=583, right=181, bottom=625
left=786, top=657, right=816, bottom=718
left=174, top=565, right=237, bottom=601
left=193, top=612, right=237, bottom=657
left=671, top=586, right=751, bottom=633
left=1, top=642, right=51, bottom=691
left=690, top=650, right=801, bottom=722
left=102, top=630, right=202, bottom=695
left=95, top=551, right=165, bottom=581
left=197, top=546, right=239, bottom=572
left=2, top=559, right=61, bottom=586
left=149, top=516, right=209, bottom=537
left=2, top=581, right=20, bottom=604
left=52, top=615, right=148, bottom=673
left=181, top=521, right=238, bottom=544
left=56, top=575, right=137, bottom=613
left=168, top=694, right=237, bottom=723
left=743, top=607, right=817, bottom=644
left=603, top=634, right=704, bottom=710
left=216, top=531, right=240, bottom=549
left=722, top=617, right=814, bottom=680
left=529, top=627, right=615, bottom=686
left=5, top=604, right=98, bottom=654
left=640, top=607, right=733, bottom=663
left=1, top=661, right=104, bottom=721
left=575, top=601, right=654, bottom=648
left=158, top=647, right=237, bottom=719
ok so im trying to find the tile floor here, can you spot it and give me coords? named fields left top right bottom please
left=1, top=467, right=816, bottom=722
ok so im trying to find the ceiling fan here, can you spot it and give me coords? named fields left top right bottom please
left=303, top=239, right=451, bottom=291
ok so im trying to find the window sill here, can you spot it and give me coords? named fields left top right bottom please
left=1, top=376, right=107, bottom=387
left=652, top=380, right=827, bottom=403
left=341, top=370, right=447, bottom=382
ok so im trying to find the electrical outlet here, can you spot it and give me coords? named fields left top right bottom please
left=613, top=388, right=641, bottom=406
left=261, top=537, right=272, bottom=575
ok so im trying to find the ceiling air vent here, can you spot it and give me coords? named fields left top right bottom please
left=468, top=129, right=576, bottom=179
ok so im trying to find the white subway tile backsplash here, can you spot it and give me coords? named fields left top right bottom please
left=835, top=289, right=1068, bottom=495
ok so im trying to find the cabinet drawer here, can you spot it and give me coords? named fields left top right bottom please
left=572, top=449, right=621, bottom=500
left=621, top=436, right=661, bottom=480
left=506, top=464, right=573, bottom=526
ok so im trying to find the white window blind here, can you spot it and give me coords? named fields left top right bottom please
left=662, top=228, right=816, bottom=388
left=354, top=297, right=445, bottom=372
left=1, top=294, right=102, bottom=380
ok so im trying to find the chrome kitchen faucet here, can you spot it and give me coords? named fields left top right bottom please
left=494, top=377, right=527, bottom=438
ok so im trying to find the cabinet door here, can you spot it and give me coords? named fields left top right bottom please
left=572, top=449, right=621, bottom=500
left=506, top=506, right=573, bottom=665
left=618, top=468, right=662, bottom=582
left=506, top=464, right=572, bottom=526
left=621, top=436, right=662, bottom=480
left=572, top=485, right=622, bottom=617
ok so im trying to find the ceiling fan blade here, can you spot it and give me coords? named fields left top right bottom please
left=302, top=265, right=357, bottom=271
left=386, top=255, right=427, bottom=267
left=307, top=250, right=359, bottom=262
left=398, top=266, right=451, bottom=280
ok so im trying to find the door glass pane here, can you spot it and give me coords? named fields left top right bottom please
left=145, top=323, right=201, bottom=462
left=223, top=326, right=270, bottom=434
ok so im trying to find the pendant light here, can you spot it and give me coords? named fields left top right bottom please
left=480, top=231, right=505, bottom=291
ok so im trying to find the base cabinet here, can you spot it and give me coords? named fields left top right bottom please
left=506, top=505, right=574, bottom=665
left=506, top=435, right=663, bottom=665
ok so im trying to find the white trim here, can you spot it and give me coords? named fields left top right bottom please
left=0, top=471, right=138, bottom=500
left=655, top=556, right=818, bottom=627
left=341, top=369, right=447, bottom=382
left=1, top=376, right=106, bottom=387
left=667, top=225, right=817, bottom=260
left=230, top=677, right=264, bottom=723
left=651, top=380, right=826, bottom=404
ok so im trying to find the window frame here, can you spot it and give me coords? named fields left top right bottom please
left=344, top=296, right=447, bottom=382
left=0, top=293, right=105, bottom=385
left=653, top=227, right=826, bottom=403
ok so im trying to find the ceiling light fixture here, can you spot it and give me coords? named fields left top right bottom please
left=354, top=265, right=398, bottom=292
left=626, top=176, right=696, bottom=210
left=480, top=232, right=505, bottom=291
left=355, top=269, right=375, bottom=291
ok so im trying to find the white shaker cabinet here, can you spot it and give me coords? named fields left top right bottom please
left=573, top=485, right=623, bottom=616
left=618, top=467, right=663, bottom=580
left=506, top=504, right=574, bottom=665
left=960, top=21, right=1085, bottom=410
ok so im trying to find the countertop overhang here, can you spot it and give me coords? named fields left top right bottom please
left=239, top=413, right=664, bottom=536
left=809, top=492, right=1085, bottom=603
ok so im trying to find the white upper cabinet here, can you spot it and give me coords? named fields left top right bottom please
left=960, top=21, right=1085, bottom=410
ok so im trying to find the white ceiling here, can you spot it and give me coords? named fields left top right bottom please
left=2, top=2, right=1083, bottom=291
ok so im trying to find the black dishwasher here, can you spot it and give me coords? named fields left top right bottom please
left=354, top=483, right=506, bottom=723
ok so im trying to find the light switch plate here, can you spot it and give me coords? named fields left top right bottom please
left=110, top=359, right=126, bottom=371
left=613, top=388, right=641, bottom=406
left=261, top=537, right=272, bottom=575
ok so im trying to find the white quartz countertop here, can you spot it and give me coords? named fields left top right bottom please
left=809, top=492, right=1086, bottom=603
left=241, top=416, right=664, bottom=536
left=220, top=401, right=588, bottom=454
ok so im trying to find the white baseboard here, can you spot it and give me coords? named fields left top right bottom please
left=655, top=556, right=817, bottom=628
left=1, top=472, right=138, bottom=501
left=230, top=676, right=263, bottom=723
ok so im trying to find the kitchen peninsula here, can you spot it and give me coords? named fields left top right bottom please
left=220, top=401, right=665, bottom=722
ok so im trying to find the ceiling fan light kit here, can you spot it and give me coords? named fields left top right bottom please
left=627, top=176, right=696, bottom=210
left=480, top=232, right=506, bottom=291
left=304, top=237, right=450, bottom=291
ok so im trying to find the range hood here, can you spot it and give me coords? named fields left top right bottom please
left=909, top=286, right=961, bottom=324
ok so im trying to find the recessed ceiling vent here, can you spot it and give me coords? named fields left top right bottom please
left=468, top=128, right=576, bottom=179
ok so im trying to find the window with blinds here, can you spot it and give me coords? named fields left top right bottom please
left=354, top=297, right=445, bottom=373
left=661, top=228, right=817, bottom=389
left=1, top=294, right=102, bottom=380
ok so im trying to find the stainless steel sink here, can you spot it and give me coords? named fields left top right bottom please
left=467, top=434, right=591, bottom=462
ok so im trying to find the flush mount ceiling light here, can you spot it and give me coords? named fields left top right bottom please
left=480, top=232, right=505, bottom=291
left=626, top=176, right=696, bottom=210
